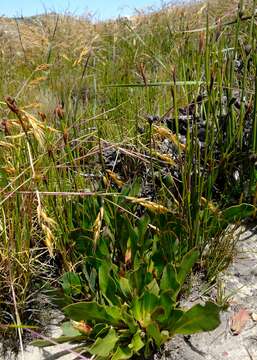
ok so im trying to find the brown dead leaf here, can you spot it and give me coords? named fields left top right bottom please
left=230, top=308, right=250, bottom=335
left=71, top=320, right=92, bottom=335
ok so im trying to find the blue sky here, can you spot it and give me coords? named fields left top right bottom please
left=0, top=0, right=173, bottom=20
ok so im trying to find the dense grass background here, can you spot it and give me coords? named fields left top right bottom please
left=0, top=0, right=256, bottom=354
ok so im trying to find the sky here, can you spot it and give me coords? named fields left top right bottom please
left=0, top=0, right=176, bottom=20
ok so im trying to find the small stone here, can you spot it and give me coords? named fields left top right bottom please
left=251, top=312, right=257, bottom=322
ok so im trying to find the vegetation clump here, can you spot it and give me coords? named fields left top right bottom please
left=0, top=0, right=256, bottom=358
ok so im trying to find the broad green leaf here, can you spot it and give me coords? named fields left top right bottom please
left=63, top=302, right=119, bottom=325
left=112, top=346, right=133, bottom=360
left=89, top=327, right=119, bottom=357
left=164, top=308, right=184, bottom=330
left=151, top=306, right=166, bottom=324
left=99, top=262, right=120, bottom=305
left=137, top=215, right=151, bottom=249
left=106, top=306, right=123, bottom=323
left=98, top=237, right=110, bottom=256
left=177, top=249, right=199, bottom=285
left=119, top=277, right=132, bottom=298
left=132, top=292, right=159, bottom=328
left=130, top=330, right=145, bottom=352
left=160, top=264, right=180, bottom=297
left=146, top=322, right=163, bottom=348
left=222, top=203, right=256, bottom=223
left=120, top=308, right=138, bottom=333
left=61, top=321, right=81, bottom=337
left=172, top=302, right=220, bottom=334
left=152, top=291, right=178, bottom=324
left=147, top=278, right=160, bottom=296
left=128, top=263, right=149, bottom=296
left=160, top=290, right=176, bottom=312
left=60, top=272, right=82, bottom=296
left=152, top=249, right=166, bottom=275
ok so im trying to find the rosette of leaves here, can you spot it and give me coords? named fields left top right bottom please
left=34, top=179, right=256, bottom=358
left=32, top=244, right=220, bottom=359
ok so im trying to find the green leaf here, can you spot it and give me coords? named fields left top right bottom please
left=172, top=302, right=220, bottom=335
left=164, top=308, right=184, bottom=329
left=126, top=180, right=141, bottom=198
left=137, top=215, right=151, bottom=249
left=88, top=268, right=97, bottom=293
left=130, top=330, right=145, bottom=352
left=99, top=262, right=120, bottom=305
left=146, top=278, right=160, bottom=296
left=160, top=290, right=176, bottom=312
left=222, top=203, right=256, bottom=223
left=151, top=305, right=166, bottom=324
left=69, top=228, right=91, bottom=255
left=152, top=291, right=178, bottom=324
left=132, top=292, right=159, bottom=328
left=146, top=322, right=163, bottom=348
left=89, top=327, right=119, bottom=357
left=120, top=307, right=138, bottom=333
left=119, top=277, right=132, bottom=298
left=128, top=263, right=148, bottom=296
left=152, top=249, right=166, bottom=275
left=105, top=306, right=123, bottom=322
left=60, top=272, right=82, bottom=297
left=177, top=249, right=199, bottom=285
left=160, top=264, right=180, bottom=298
left=91, top=323, right=109, bottom=338
left=112, top=346, right=133, bottom=360
left=61, top=321, right=81, bottom=337
left=63, top=302, right=119, bottom=325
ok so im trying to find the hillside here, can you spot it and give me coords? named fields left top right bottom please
left=0, top=0, right=256, bottom=359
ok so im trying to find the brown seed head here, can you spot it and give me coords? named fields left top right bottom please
left=1, top=119, right=10, bottom=135
left=54, top=103, right=65, bottom=119
left=5, top=96, right=20, bottom=115
left=38, top=111, right=47, bottom=122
